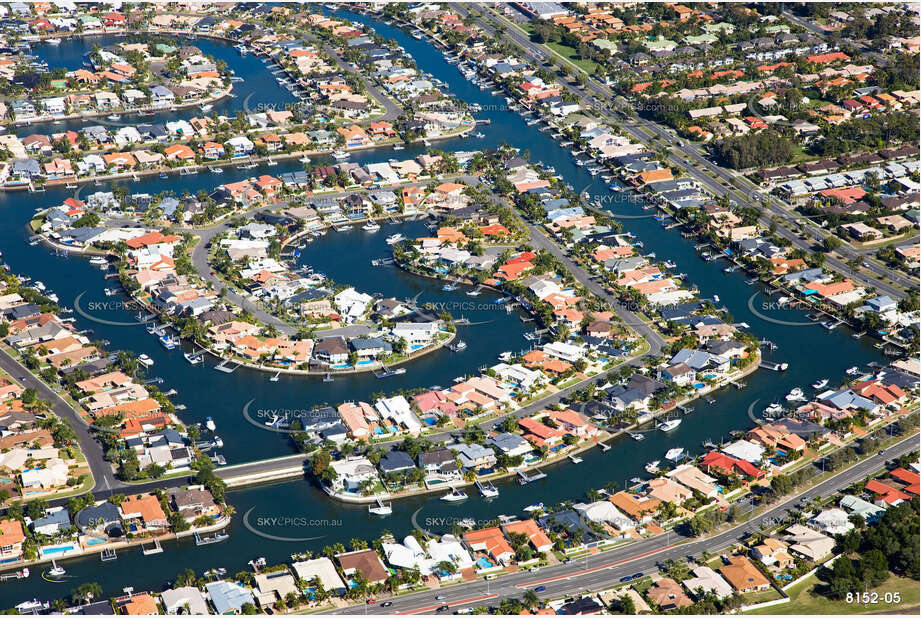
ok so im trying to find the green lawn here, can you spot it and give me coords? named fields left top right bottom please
left=544, top=41, right=601, bottom=75
left=747, top=573, right=919, bottom=615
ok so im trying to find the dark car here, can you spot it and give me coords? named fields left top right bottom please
left=535, top=586, right=546, bottom=592
left=632, top=572, right=643, bottom=580
left=381, top=602, right=393, bottom=607
left=436, top=605, right=450, bottom=612
left=620, top=576, right=632, bottom=583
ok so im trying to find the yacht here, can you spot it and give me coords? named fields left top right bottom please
left=159, top=334, right=178, bottom=350
left=362, top=222, right=381, bottom=232
left=200, top=103, right=214, bottom=112
left=811, top=378, right=829, bottom=390
left=466, top=288, right=481, bottom=297
left=107, top=114, right=121, bottom=121
left=385, top=233, right=404, bottom=245
left=477, top=480, right=499, bottom=498
left=664, top=448, right=685, bottom=462
left=89, top=256, right=108, bottom=266
left=15, top=600, right=49, bottom=614
left=205, top=417, right=217, bottom=431
left=442, top=283, right=458, bottom=292
left=48, top=561, right=65, bottom=578
left=441, top=488, right=468, bottom=502
left=332, top=151, right=350, bottom=160
left=845, top=366, right=861, bottom=376
left=764, top=402, right=784, bottom=416
left=299, top=155, right=312, bottom=164
left=450, top=340, right=467, bottom=351
left=785, top=387, right=805, bottom=402
left=644, top=460, right=660, bottom=473
left=137, top=354, right=154, bottom=367
left=498, top=351, right=513, bottom=362
left=46, top=38, right=62, bottom=45
left=184, top=352, right=202, bottom=365
left=522, top=502, right=544, bottom=513
left=657, top=419, right=681, bottom=432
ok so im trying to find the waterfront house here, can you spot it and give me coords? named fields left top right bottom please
left=206, top=581, right=255, bottom=615
left=314, top=336, right=349, bottom=365
left=328, top=457, right=379, bottom=493
left=486, top=432, right=532, bottom=458
left=75, top=501, right=122, bottom=536
left=161, top=587, right=209, bottom=615
left=450, top=442, right=497, bottom=470
left=379, top=450, right=416, bottom=475
left=391, top=321, right=439, bottom=347
left=168, top=486, right=219, bottom=523
left=417, top=447, right=459, bottom=480
left=0, top=518, right=25, bottom=560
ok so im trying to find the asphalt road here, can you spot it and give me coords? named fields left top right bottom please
left=324, top=432, right=917, bottom=615
left=454, top=4, right=911, bottom=300
left=0, top=347, right=124, bottom=496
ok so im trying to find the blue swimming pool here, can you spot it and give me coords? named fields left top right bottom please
left=85, top=537, right=107, bottom=546
left=41, top=544, right=76, bottom=556
left=476, top=557, right=494, bottom=569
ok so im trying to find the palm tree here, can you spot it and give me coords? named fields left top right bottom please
left=523, top=590, right=540, bottom=609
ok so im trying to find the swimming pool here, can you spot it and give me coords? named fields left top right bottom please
left=41, top=544, right=76, bottom=556
left=476, top=557, right=494, bottom=569
left=84, top=537, right=107, bottom=546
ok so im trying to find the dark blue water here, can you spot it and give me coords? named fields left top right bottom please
left=0, top=20, right=881, bottom=606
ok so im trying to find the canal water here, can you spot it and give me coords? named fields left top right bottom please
left=0, top=16, right=881, bottom=605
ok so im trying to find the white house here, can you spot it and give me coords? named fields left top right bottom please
left=391, top=321, right=440, bottom=347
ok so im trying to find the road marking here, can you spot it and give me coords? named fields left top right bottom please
left=397, top=594, right=498, bottom=615
left=517, top=544, right=676, bottom=588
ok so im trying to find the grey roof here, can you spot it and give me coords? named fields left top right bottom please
left=379, top=450, right=416, bottom=473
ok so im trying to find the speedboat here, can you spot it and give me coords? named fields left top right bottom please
left=645, top=460, right=660, bottom=473
left=466, top=288, right=481, bottom=297
left=785, top=387, right=805, bottom=402
left=89, top=256, right=108, bottom=266
left=362, top=222, right=381, bottom=232
left=845, top=366, right=860, bottom=376
left=159, top=334, right=177, bottom=350
left=137, top=354, right=154, bottom=367
left=48, top=561, right=66, bottom=578
left=665, top=448, right=685, bottom=462
left=200, top=103, right=214, bottom=112
left=442, top=283, right=457, bottom=291
left=107, top=114, right=121, bottom=121
left=205, top=417, right=216, bottom=431
left=385, top=233, right=404, bottom=245
left=332, top=151, right=350, bottom=160
left=368, top=502, right=392, bottom=516
left=812, top=378, right=829, bottom=390
left=658, top=419, right=681, bottom=432
left=46, top=38, right=62, bottom=45
left=184, top=352, right=201, bottom=365
left=441, top=488, right=468, bottom=502
left=523, top=502, right=544, bottom=513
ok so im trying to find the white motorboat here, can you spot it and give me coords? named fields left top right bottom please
left=107, top=114, right=121, bottom=121
left=764, top=402, right=784, bottom=416
left=46, top=38, right=62, bottom=45
left=441, top=488, right=468, bottom=502
left=845, top=366, right=860, bottom=376
left=664, top=447, right=685, bottom=462
left=184, top=352, right=201, bottom=365
left=777, top=296, right=792, bottom=306
left=477, top=480, right=499, bottom=498
left=658, top=419, right=681, bottom=432
left=812, top=378, right=829, bottom=389
left=89, top=256, right=108, bottom=266
left=15, top=600, right=49, bottom=613
left=522, top=502, right=544, bottom=513
left=299, top=155, right=312, bottom=163
left=568, top=454, right=582, bottom=464
left=332, top=150, right=350, bottom=160
left=785, top=387, right=805, bottom=402
left=362, top=222, right=381, bottom=232
left=466, top=288, right=481, bottom=296
left=200, top=103, right=214, bottom=112
left=442, top=283, right=458, bottom=291
left=645, top=460, right=660, bottom=473
left=159, top=334, right=178, bottom=350
left=48, top=561, right=66, bottom=578
left=137, top=354, right=154, bottom=367
left=205, top=417, right=216, bottom=431
left=385, top=233, right=404, bottom=245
